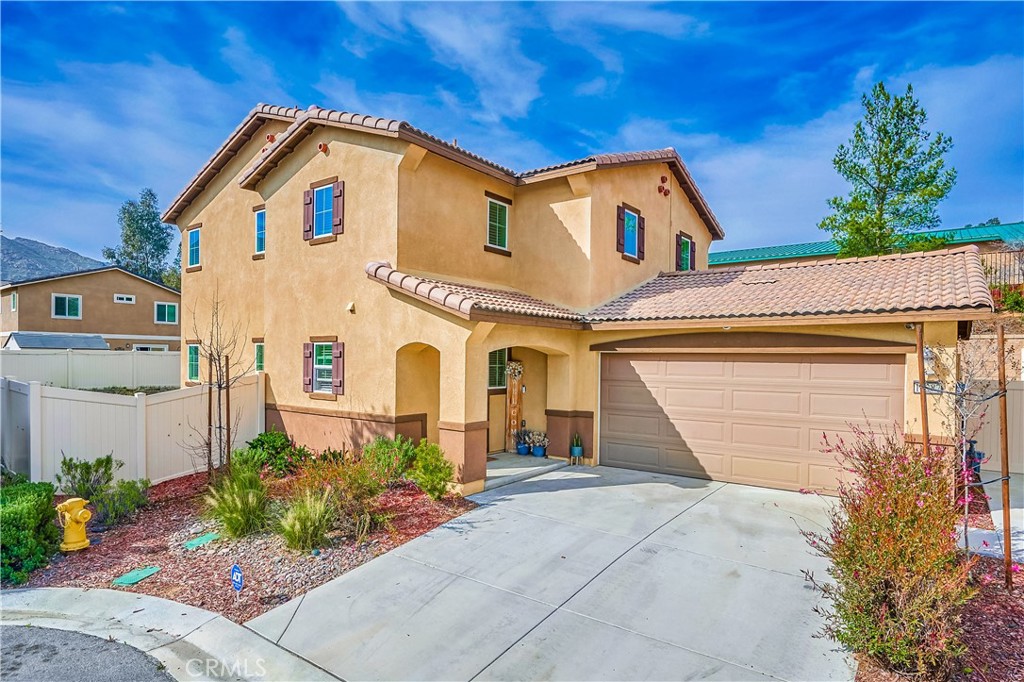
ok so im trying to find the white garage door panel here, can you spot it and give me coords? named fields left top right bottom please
left=599, top=353, right=905, bottom=492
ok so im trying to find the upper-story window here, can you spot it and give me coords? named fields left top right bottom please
left=616, top=204, right=645, bottom=263
left=313, top=185, right=333, bottom=238
left=10, top=292, right=17, bottom=312
left=155, top=302, right=178, bottom=325
left=52, top=293, right=82, bottom=319
left=488, top=349, right=507, bottom=389
left=187, top=228, right=201, bottom=267
left=114, top=294, right=135, bottom=304
left=486, top=197, right=509, bottom=250
left=676, top=232, right=695, bottom=271
left=623, top=209, right=639, bottom=257
left=254, top=209, right=266, bottom=254
left=254, top=342, right=265, bottom=372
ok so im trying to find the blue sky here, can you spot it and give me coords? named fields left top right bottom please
left=2, top=1, right=1022, bottom=260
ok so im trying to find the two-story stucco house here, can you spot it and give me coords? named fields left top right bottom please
left=163, top=104, right=993, bottom=495
left=0, top=266, right=181, bottom=351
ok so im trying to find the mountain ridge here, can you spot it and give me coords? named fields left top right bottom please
left=0, top=235, right=105, bottom=284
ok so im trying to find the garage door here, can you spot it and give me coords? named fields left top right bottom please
left=599, top=353, right=905, bottom=491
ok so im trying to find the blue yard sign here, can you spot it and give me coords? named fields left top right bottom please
left=230, top=564, right=244, bottom=592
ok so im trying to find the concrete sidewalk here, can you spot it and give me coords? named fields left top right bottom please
left=980, top=470, right=1024, bottom=562
left=0, top=587, right=336, bottom=681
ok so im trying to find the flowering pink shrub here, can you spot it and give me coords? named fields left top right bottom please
left=805, top=423, right=977, bottom=675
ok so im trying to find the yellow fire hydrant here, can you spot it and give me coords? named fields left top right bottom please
left=56, top=498, right=91, bottom=551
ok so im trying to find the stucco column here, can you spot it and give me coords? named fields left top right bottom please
left=437, top=332, right=490, bottom=494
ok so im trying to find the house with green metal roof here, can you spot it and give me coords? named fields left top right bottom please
left=709, top=222, right=1024, bottom=268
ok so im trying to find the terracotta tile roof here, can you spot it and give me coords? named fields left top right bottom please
left=162, top=104, right=303, bottom=222
left=365, top=262, right=584, bottom=324
left=587, top=246, right=995, bottom=324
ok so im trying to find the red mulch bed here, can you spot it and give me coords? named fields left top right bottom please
left=16, top=472, right=474, bottom=623
left=855, top=476, right=1021, bottom=682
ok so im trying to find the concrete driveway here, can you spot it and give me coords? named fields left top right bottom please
left=248, top=467, right=854, bottom=681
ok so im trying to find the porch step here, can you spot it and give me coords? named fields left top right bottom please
left=483, top=459, right=568, bottom=492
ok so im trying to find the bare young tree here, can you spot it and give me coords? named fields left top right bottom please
left=185, top=288, right=254, bottom=475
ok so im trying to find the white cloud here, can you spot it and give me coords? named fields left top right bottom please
left=601, top=55, right=1024, bottom=250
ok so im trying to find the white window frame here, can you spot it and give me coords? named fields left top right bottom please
left=254, top=209, right=266, bottom=254
left=113, top=294, right=136, bottom=304
left=51, top=293, right=82, bottom=320
left=133, top=344, right=169, bottom=351
left=187, top=344, right=200, bottom=382
left=488, top=348, right=507, bottom=389
left=678, top=234, right=692, bottom=271
left=622, top=208, right=639, bottom=258
left=154, top=301, right=178, bottom=325
left=187, top=228, right=201, bottom=267
left=486, top=198, right=509, bottom=250
left=313, top=185, right=333, bottom=238
left=254, top=342, right=265, bottom=372
left=313, top=342, right=333, bottom=393
left=10, top=292, right=16, bottom=312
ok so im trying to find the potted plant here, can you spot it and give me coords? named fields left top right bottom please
left=570, top=433, right=584, bottom=460
left=529, top=431, right=549, bottom=458
left=512, top=429, right=531, bottom=456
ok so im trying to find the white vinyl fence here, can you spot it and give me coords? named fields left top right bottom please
left=972, top=380, right=1023, bottom=475
left=0, top=349, right=180, bottom=389
left=0, top=373, right=265, bottom=485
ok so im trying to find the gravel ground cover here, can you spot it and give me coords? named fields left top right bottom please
left=20, top=471, right=474, bottom=623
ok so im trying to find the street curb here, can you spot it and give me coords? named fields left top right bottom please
left=1, top=587, right=338, bottom=681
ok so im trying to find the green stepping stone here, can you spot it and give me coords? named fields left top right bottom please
left=184, top=532, right=220, bottom=550
left=112, top=566, right=160, bottom=586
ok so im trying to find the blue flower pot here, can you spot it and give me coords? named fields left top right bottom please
left=570, top=446, right=584, bottom=458
left=516, top=444, right=530, bottom=455
left=531, top=446, right=546, bottom=457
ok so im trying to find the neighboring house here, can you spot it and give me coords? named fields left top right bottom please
left=709, top=222, right=1024, bottom=268
left=164, top=103, right=994, bottom=495
left=0, top=266, right=181, bottom=351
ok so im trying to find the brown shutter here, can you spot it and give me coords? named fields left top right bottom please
left=332, top=181, right=345, bottom=235
left=331, top=342, right=345, bottom=395
left=302, top=343, right=313, bottom=392
left=637, top=215, right=646, bottom=260
left=303, top=189, right=314, bottom=241
left=615, top=205, right=625, bottom=253
left=689, top=239, right=697, bottom=271
left=675, top=233, right=683, bottom=270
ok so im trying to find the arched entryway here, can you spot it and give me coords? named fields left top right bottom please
left=396, top=343, right=440, bottom=443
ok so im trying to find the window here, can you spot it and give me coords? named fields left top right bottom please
left=114, top=294, right=135, bottom=304
left=623, top=209, right=639, bottom=258
left=487, top=199, right=508, bottom=249
left=52, top=294, right=82, bottom=319
left=187, top=228, right=201, bottom=267
left=313, top=186, right=333, bottom=238
left=10, top=292, right=16, bottom=312
left=488, top=349, right=507, bottom=389
left=313, top=342, right=333, bottom=392
left=254, top=342, right=264, bottom=372
left=676, top=233, right=693, bottom=271
left=133, top=344, right=168, bottom=352
left=187, top=344, right=200, bottom=381
left=254, top=209, right=266, bottom=254
left=155, top=302, right=178, bottom=324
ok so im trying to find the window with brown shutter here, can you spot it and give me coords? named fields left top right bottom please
left=302, top=342, right=313, bottom=392
left=331, top=342, right=345, bottom=395
left=617, top=203, right=642, bottom=263
left=637, top=215, right=646, bottom=260
left=676, top=231, right=695, bottom=271
left=302, top=190, right=314, bottom=241
left=332, top=181, right=345, bottom=235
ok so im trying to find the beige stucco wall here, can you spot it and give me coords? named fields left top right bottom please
left=0, top=271, right=180, bottom=350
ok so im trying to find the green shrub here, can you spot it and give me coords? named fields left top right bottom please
left=230, top=447, right=265, bottom=474
left=278, top=489, right=336, bottom=550
left=805, top=424, right=975, bottom=676
left=995, top=284, right=1024, bottom=312
left=204, top=467, right=269, bottom=537
left=247, top=429, right=291, bottom=459
left=55, top=453, right=120, bottom=501
left=93, top=479, right=150, bottom=526
left=0, top=482, right=60, bottom=584
left=410, top=440, right=454, bottom=501
left=362, top=435, right=417, bottom=485
left=335, top=458, right=385, bottom=541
